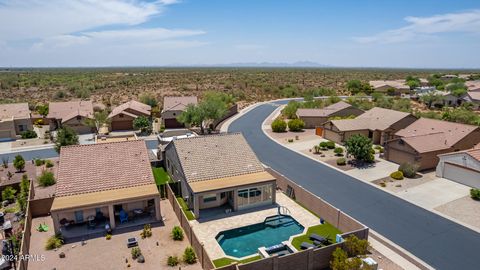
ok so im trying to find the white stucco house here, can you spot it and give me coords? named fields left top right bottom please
left=436, top=148, right=480, bottom=189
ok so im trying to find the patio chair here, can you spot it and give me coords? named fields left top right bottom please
left=119, top=210, right=129, bottom=224
left=300, top=242, right=315, bottom=250
left=95, top=211, right=107, bottom=223
left=309, top=234, right=326, bottom=243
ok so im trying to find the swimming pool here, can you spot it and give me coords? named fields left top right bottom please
left=215, top=215, right=304, bottom=258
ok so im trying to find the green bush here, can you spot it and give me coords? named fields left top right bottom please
left=45, top=160, right=54, bottom=168
left=171, top=226, right=184, bottom=241
left=326, top=141, right=335, bottom=149
left=319, top=141, right=328, bottom=149
left=398, top=162, right=418, bottom=178
left=13, top=155, right=25, bottom=172
left=271, top=118, right=287, bottom=132
left=470, top=189, right=480, bottom=200
left=131, top=247, right=142, bottom=259
left=21, top=130, right=37, bottom=139
left=35, top=159, right=45, bottom=166
left=287, top=119, right=305, bottom=132
left=343, top=235, right=370, bottom=257
left=336, top=158, right=346, bottom=166
left=390, top=171, right=404, bottom=180
left=38, top=171, right=56, bottom=187
left=334, top=147, right=343, bottom=156
left=344, top=135, right=374, bottom=163
left=45, top=233, right=64, bottom=250
left=2, top=186, right=17, bottom=202
left=183, top=247, right=197, bottom=264
left=167, top=255, right=179, bottom=266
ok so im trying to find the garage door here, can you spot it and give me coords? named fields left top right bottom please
left=443, top=163, right=480, bottom=189
left=111, top=120, right=133, bottom=131
left=323, top=129, right=342, bottom=144
left=0, top=130, right=13, bottom=141
left=67, top=124, right=92, bottom=135
left=386, top=148, right=415, bottom=166
left=164, top=119, right=184, bottom=129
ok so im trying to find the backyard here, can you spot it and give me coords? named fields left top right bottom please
left=291, top=223, right=342, bottom=250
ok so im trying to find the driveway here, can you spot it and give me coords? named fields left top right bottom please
left=228, top=102, right=480, bottom=270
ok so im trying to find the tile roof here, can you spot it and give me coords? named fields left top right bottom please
left=466, top=80, right=480, bottom=91
left=297, top=101, right=353, bottom=117
left=169, top=133, right=264, bottom=182
left=108, top=100, right=151, bottom=118
left=55, top=140, right=155, bottom=197
left=163, top=96, right=198, bottom=112
left=0, top=103, right=30, bottom=120
left=395, top=118, right=479, bottom=153
left=466, top=91, right=480, bottom=101
left=438, top=148, right=480, bottom=163
left=331, top=107, right=412, bottom=131
left=369, top=80, right=409, bottom=90
left=48, top=101, right=94, bottom=122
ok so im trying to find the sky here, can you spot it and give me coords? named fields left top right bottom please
left=0, top=0, right=480, bottom=68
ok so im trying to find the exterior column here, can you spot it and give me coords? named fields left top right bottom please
left=272, top=182, right=277, bottom=205
left=193, top=194, right=200, bottom=218
left=154, top=196, right=161, bottom=220
left=233, top=189, right=238, bottom=211
left=51, top=211, right=60, bottom=234
left=108, top=204, right=115, bottom=229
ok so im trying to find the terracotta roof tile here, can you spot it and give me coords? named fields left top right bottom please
left=163, top=96, right=197, bottom=112
left=331, top=107, right=412, bottom=131
left=297, top=101, right=354, bottom=117
left=55, top=140, right=155, bottom=197
left=48, top=101, right=94, bottom=121
left=108, top=100, right=151, bottom=118
left=0, top=103, right=30, bottom=120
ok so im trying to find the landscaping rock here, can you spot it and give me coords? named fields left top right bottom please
left=59, top=252, right=65, bottom=258
left=137, top=255, right=145, bottom=263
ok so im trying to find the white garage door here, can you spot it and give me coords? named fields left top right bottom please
left=0, top=130, right=13, bottom=141
left=443, top=163, right=480, bottom=189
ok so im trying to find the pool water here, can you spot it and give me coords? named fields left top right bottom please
left=215, top=215, right=304, bottom=258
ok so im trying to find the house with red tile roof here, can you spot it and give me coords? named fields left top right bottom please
left=50, top=140, right=161, bottom=237
left=108, top=100, right=151, bottom=131
left=436, top=148, right=480, bottom=188
left=385, top=118, right=480, bottom=170
left=161, top=96, right=197, bottom=128
left=48, top=101, right=94, bottom=134
left=0, top=103, right=32, bottom=141
left=296, top=101, right=363, bottom=128
left=369, top=80, right=410, bottom=95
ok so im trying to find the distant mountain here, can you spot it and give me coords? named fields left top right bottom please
left=168, top=61, right=330, bottom=68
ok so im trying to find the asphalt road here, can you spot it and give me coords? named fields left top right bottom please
left=228, top=102, right=480, bottom=270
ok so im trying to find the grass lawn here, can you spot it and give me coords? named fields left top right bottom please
left=176, top=197, right=196, bottom=220
left=152, top=167, right=170, bottom=185
left=291, top=223, right=342, bottom=250
left=213, top=255, right=262, bottom=268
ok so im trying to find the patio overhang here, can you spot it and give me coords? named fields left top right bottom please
left=51, top=184, right=159, bottom=212
left=188, top=171, right=276, bottom=194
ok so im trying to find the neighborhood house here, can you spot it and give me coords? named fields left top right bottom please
left=369, top=80, right=410, bottom=94
left=296, top=101, right=363, bottom=129
left=436, top=148, right=480, bottom=189
left=164, top=133, right=276, bottom=218
left=322, top=107, right=416, bottom=145
left=0, top=103, right=32, bottom=141
left=108, top=100, right=151, bottom=131
left=48, top=101, right=94, bottom=134
left=161, top=96, right=198, bottom=128
left=385, top=118, right=480, bottom=171
left=50, top=140, right=161, bottom=238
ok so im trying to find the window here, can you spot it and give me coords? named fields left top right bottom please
left=74, top=210, right=84, bottom=223
left=220, top=192, right=226, bottom=199
left=203, top=193, right=217, bottom=203
left=76, top=115, right=81, bottom=120
left=18, top=125, right=26, bottom=132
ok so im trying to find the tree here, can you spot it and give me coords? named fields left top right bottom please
left=177, top=94, right=228, bottom=134
left=345, top=134, right=374, bottom=163
left=330, top=248, right=348, bottom=270
left=2, top=186, right=16, bottom=202
left=288, top=119, right=305, bottom=132
left=38, top=171, right=56, bottom=187
left=36, top=103, right=49, bottom=117
left=133, top=116, right=152, bottom=133
left=177, top=104, right=204, bottom=132
left=139, top=93, right=158, bottom=107
left=18, top=174, right=30, bottom=212
left=84, top=110, right=111, bottom=133
left=343, top=235, right=370, bottom=257
left=347, top=80, right=372, bottom=95
left=55, top=126, right=79, bottom=153
left=271, top=118, right=287, bottom=132
left=420, top=93, right=444, bottom=108
left=405, top=76, right=421, bottom=90
left=281, top=101, right=301, bottom=119
left=13, top=155, right=25, bottom=172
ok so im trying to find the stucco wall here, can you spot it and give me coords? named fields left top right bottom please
left=14, top=118, right=33, bottom=135
left=0, top=120, right=16, bottom=139
left=437, top=153, right=480, bottom=176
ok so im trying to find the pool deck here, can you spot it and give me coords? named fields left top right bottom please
left=191, top=191, right=319, bottom=260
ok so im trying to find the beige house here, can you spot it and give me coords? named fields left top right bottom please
left=50, top=140, right=161, bottom=238
left=108, top=101, right=151, bottom=131
left=161, top=96, right=197, bottom=128
left=436, top=148, right=480, bottom=189
left=164, top=133, right=276, bottom=218
left=463, top=91, right=480, bottom=110
left=466, top=81, right=480, bottom=92
left=322, top=107, right=416, bottom=145
left=48, top=101, right=94, bottom=134
left=369, top=80, right=410, bottom=95
left=296, top=101, right=363, bottom=129
left=0, top=103, right=32, bottom=141
left=385, top=118, right=480, bottom=171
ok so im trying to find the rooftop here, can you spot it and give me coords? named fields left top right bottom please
left=331, top=107, right=412, bottom=131
left=395, top=118, right=479, bottom=153
left=369, top=80, right=409, bottom=90
left=0, top=103, right=30, bottom=120
left=296, top=101, right=354, bottom=117
left=163, top=96, right=198, bottom=112
left=169, top=133, right=265, bottom=182
left=55, top=140, right=155, bottom=197
left=48, top=101, right=94, bottom=122
left=108, top=100, right=151, bottom=118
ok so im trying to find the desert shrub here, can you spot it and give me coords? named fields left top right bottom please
left=326, top=141, right=335, bottom=149
left=398, top=162, right=418, bottom=178
left=470, top=189, right=480, bottom=200
left=334, top=147, right=344, bottom=156
left=171, top=226, right=184, bottom=241
left=287, top=119, right=305, bottom=132
left=271, top=118, right=287, bottom=132
left=313, top=145, right=321, bottom=154
left=336, top=158, right=346, bottom=166
left=2, top=186, right=17, bottom=202
left=141, top=224, right=152, bottom=239
left=35, top=159, right=45, bottom=166
left=131, top=247, right=142, bottom=259
left=34, top=119, right=45, bottom=126
left=45, top=234, right=64, bottom=250
left=287, top=138, right=294, bottom=143
left=13, top=155, right=25, bottom=172
left=38, top=171, right=56, bottom=187
left=319, top=141, right=328, bottom=150
left=183, top=247, right=197, bottom=264
left=45, top=160, right=54, bottom=168
left=167, top=255, right=179, bottom=266
left=343, top=235, right=370, bottom=257
left=390, top=171, right=404, bottom=180
left=21, top=130, right=37, bottom=139
left=106, top=234, right=112, bottom=240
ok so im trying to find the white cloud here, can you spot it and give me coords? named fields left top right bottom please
left=234, top=44, right=266, bottom=50
left=0, top=0, right=167, bottom=41
left=354, top=10, right=480, bottom=44
left=84, top=28, right=205, bottom=41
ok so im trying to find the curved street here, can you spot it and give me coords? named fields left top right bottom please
left=228, top=102, right=480, bottom=270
